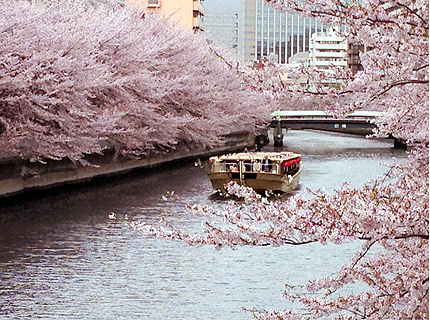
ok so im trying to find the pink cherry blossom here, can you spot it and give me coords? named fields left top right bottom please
left=0, top=0, right=277, bottom=163
left=1, top=0, right=428, bottom=319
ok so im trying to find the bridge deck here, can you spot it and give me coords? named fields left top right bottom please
left=271, top=110, right=386, bottom=120
left=262, top=110, right=405, bottom=149
left=268, top=110, right=385, bottom=140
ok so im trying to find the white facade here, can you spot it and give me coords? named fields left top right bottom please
left=309, top=29, right=348, bottom=70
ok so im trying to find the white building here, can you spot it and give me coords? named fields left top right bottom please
left=309, top=28, right=348, bottom=70
left=280, top=29, right=348, bottom=89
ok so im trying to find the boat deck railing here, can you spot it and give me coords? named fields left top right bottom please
left=214, top=160, right=280, bottom=175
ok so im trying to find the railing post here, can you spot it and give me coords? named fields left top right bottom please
left=273, top=121, right=283, bottom=147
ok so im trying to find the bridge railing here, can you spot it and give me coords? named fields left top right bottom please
left=268, top=110, right=409, bottom=149
left=271, top=110, right=386, bottom=121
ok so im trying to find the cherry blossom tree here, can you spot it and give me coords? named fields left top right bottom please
left=133, top=0, right=429, bottom=319
left=1, top=0, right=428, bottom=318
left=0, top=0, right=274, bottom=163
left=272, top=0, right=429, bottom=143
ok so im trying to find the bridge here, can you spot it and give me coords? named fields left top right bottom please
left=256, top=110, right=404, bottom=149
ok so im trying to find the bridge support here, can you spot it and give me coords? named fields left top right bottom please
left=394, top=138, right=407, bottom=150
left=273, top=122, right=283, bottom=147
left=254, top=129, right=270, bottom=151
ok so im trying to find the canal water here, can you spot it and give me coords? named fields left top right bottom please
left=0, top=131, right=406, bottom=319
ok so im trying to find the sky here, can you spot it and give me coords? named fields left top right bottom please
left=203, top=0, right=241, bottom=15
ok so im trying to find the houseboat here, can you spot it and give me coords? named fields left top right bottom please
left=208, top=151, right=302, bottom=193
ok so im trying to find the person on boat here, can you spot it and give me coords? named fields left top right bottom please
left=253, top=161, right=261, bottom=172
left=230, top=164, right=239, bottom=172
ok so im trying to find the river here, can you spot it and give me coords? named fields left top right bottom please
left=0, top=130, right=406, bottom=319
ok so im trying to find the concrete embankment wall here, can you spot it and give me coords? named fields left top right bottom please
left=0, top=130, right=257, bottom=198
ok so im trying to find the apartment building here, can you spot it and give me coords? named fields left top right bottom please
left=127, top=0, right=205, bottom=32
left=308, top=29, right=348, bottom=70
left=243, top=0, right=326, bottom=63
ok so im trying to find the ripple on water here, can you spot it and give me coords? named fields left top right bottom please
left=0, top=131, right=407, bottom=319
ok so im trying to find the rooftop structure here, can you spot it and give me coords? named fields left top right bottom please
left=288, top=51, right=309, bottom=64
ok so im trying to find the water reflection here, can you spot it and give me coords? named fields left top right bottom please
left=0, top=131, right=406, bottom=319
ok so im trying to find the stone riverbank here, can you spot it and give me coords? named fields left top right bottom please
left=0, top=129, right=260, bottom=198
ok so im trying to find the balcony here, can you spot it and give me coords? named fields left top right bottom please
left=313, top=32, right=346, bottom=42
left=312, top=43, right=348, bottom=50
left=314, top=51, right=347, bottom=58
left=193, top=17, right=205, bottom=31
left=147, top=0, right=160, bottom=8
left=313, top=60, right=348, bottom=67
left=193, top=0, right=205, bottom=16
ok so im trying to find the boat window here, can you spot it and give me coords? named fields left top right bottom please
left=281, top=157, right=301, bottom=175
left=283, top=163, right=299, bottom=175
left=243, top=160, right=253, bottom=172
left=222, top=161, right=239, bottom=172
left=262, top=159, right=277, bottom=173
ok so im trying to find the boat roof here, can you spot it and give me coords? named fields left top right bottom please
left=210, top=151, right=301, bottom=162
